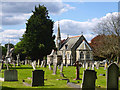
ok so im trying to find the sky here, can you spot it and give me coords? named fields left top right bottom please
left=0, top=0, right=119, bottom=45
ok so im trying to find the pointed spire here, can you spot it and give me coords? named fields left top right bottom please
left=56, top=21, right=61, bottom=50
left=57, top=21, right=61, bottom=39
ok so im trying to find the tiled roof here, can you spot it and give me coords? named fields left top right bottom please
left=60, top=35, right=82, bottom=50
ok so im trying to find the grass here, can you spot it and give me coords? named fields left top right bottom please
left=0, top=64, right=120, bottom=89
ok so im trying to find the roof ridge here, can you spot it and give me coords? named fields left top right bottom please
left=69, top=35, right=81, bottom=38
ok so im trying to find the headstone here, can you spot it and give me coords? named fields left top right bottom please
left=43, top=59, right=46, bottom=67
left=104, top=62, right=107, bottom=70
left=53, top=64, right=57, bottom=75
left=32, top=70, right=44, bottom=86
left=96, top=61, right=100, bottom=69
left=85, top=62, right=88, bottom=69
left=16, top=54, right=20, bottom=66
left=48, top=64, right=52, bottom=70
left=83, top=62, right=85, bottom=68
left=60, top=63, right=64, bottom=72
left=25, top=60, right=27, bottom=65
left=37, top=59, right=40, bottom=67
left=89, top=62, right=92, bottom=70
left=81, top=70, right=97, bottom=89
left=4, top=70, right=18, bottom=81
left=92, top=63, right=95, bottom=70
left=73, top=61, right=82, bottom=80
left=58, top=65, right=60, bottom=69
left=34, top=61, right=36, bottom=67
left=29, top=60, right=31, bottom=65
left=107, top=63, right=119, bottom=89
left=41, top=61, right=43, bottom=67
left=32, top=62, right=36, bottom=70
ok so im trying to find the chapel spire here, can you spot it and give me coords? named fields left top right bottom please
left=56, top=21, right=61, bottom=50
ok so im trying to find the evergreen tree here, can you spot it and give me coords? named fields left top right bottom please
left=21, top=5, right=55, bottom=60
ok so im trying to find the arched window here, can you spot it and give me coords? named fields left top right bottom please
left=80, top=51, right=84, bottom=60
left=86, top=52, right=90, bottom=59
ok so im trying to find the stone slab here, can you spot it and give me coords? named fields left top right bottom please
left=4, top=70, right=18, bottom=81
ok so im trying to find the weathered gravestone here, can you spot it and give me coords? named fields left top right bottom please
left=60, top=62, right=64, bottom=72
left=107, top=63, right=119, bottom=90
left=81, top=69, right=97, bottom=90
left=4, top=70, right=18, bottom=81
left=73, top=61, right=82, bottom=80
left=53, top=64, right=57, bottom=75
left=92, top=62, right=95, bottom=70
left=32, top=70, right=44, bottom=86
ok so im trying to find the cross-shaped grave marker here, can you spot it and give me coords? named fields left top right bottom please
left=73, top=61, right=82, bottom=80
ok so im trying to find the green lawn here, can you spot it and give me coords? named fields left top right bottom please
left=0, top=65, right=120, bottom=89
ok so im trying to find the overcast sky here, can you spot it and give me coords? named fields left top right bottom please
left=0, top=0, right=119, bottom=45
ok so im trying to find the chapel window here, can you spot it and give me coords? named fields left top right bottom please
left=80, top=51, right=84, bottom=59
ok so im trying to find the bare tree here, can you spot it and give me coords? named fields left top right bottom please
left=94, top=12, right=120, bottom=64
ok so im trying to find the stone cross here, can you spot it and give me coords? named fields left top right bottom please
left=73, top=61, right=82, bottom=80
left=81, top=70, right=97, bottom=89
left=107, top=63, right=119, bottom=89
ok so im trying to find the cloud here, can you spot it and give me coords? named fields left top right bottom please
left=0, top=29, right=25, bottom=45
left=1, top=2, right=75, bottom=25
left=54, top=12, right=118, bottom=42
left=1, top=12, right=118, bottom=45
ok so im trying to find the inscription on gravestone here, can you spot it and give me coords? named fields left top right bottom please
left=107, top=63, right=119, bottom=90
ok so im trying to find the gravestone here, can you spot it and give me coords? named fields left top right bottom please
left=60, top=62, right=64, bottom=72
left=4, top=70, right=18, bottom=81
left=32, top=62, right=36, bottom=70
left=104, top=62, right=107, bottom=70
left=25, top=60, right=27, bottom=65
left=96, top=61, right=100, bottom=69
left=73, top=61, right=82, bottom=80
left=81, top=70, right=97, bottom=89
left=92, top=63, right=95, bottom=70
left=41, top=61, right=44, bottom=67
left=85, top=62, right=88, bottom=69
left=37, top=59, right=40, bottom=67
left=16, top=54, right=20, bottom=66
left=53, top=64, right=57, bottom=75
left=32, top=70, right=44, bottom=86
left=89, top=62, right=92, bottom=70
left=107, top=63, right=119, bottom=89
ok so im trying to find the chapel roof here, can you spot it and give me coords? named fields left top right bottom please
left=60, top=35, right=82, bottom=50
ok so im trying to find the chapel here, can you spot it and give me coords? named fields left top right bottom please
left=56, top=23, right=93, bottom=65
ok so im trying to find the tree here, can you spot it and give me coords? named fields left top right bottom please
left=2, top=46, right=7, bottom=56
left=20, top=5, right=55, bottom=60
left=90, top=35, right=116, bottom=62
left=94, top=12, right=120, bottom=63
